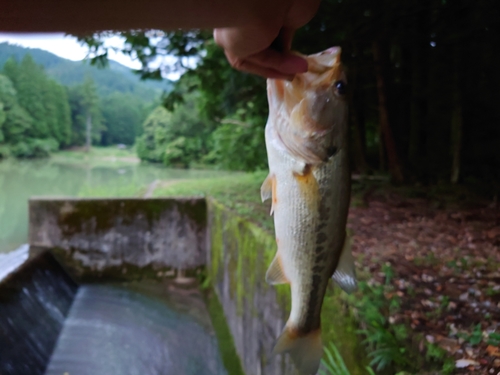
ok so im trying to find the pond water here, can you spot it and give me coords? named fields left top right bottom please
left=0, top=158, right=230, bottom=253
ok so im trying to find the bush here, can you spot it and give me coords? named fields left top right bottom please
left=0, top=144, right=10, bottom=159
left=10, top=138, right=58, bottom=158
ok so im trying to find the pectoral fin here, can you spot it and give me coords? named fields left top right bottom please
left=260, top=174, right=277, bottom=215
left=261, top=174, right=273, bottom=202
left=332, top=235, right=357, bottom=294
left=265, top=253, right=288, bottom=285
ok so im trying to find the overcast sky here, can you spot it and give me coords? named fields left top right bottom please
left=0, top=32, right=142, bottom=69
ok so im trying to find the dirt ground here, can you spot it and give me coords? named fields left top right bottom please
left=348, top=184, right=500, bottom=374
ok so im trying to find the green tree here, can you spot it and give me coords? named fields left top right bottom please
left=2, top=56, right=71, bottom=151
left=14, top=55, right=50, bottom=139
left=67, top=78, right=103, bottom=147
left=2, top=105, right=33, bottom=144
left=0, top=74, right=17, bottom=145
left=136, top=106, right=171, bottom=163
left=100, top=92, right=145, bottom=145
left=51, top=82, right=72, bottom=146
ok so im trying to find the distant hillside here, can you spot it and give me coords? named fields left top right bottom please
left=0, top=42, right=173, bottom=101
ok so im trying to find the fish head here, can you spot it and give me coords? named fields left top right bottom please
left=267, top=47, right=348, bottom=164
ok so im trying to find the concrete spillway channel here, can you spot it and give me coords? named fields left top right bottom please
left=0, top=198, right=228, bottom=375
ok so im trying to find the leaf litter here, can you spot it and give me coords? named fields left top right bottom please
left=348, top=183, right=500, bottom=374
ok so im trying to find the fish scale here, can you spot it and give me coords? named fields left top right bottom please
left=261, top=47, right=357, bottom=375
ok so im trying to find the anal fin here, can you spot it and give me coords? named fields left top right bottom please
left=265, top=253, right=288, bottom=285
left=332, top=234, right=358, bottom=294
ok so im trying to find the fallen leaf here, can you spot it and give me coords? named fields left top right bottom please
left=487, top=345, right=500, bottom=357
left=486, top=227, right=500, bottom=239
left=455, top=359, right=479, bottom=368
left=437, top=338, right=460, bottom=354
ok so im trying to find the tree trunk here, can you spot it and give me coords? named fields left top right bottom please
left=372, top=39, right=404, bottom=183
left=348, top=43, right=369, bottom=174
left=450, top=42, right=463, bottom=184
left=85, top=113, right=92, bottom=153
left=408, top=14, right=426, bottom=174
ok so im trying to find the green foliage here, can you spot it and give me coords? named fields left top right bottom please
left=100, top=92, right=146, bottom=145
left=1, top=56, right=72, bottom=155
left=487, top=332, right=500, bottom=346
left=0, top=73, right=17, bottom=110
left=10, top=138, right=58, bottom=158
left=353, top=281, right=413, bottom=372
left=0, top=48, right=162, bottom=159
left=0, top=42, right=171, bottom=100
left=67, top=78, right=104, bottom=146
left=320, top=342, right=352, bottom=375
left=14, top=55, right=50, bottom=138
left=136, top=106, right=172, bottom=163
left=350, top=273, right=456, bottom=374
left=2, top=104, right=34, bottom=144
left=136, top=86, right=214, bottom=167
left=208, top=103, right=267, bottom=171
left=458, top=324, right=484, bottom=346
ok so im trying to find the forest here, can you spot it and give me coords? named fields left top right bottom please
left=1, top=0, right=498, bottom=190
left=79, top=0, right=499, bottom=190
left=0, top=53, right=155, bottom=158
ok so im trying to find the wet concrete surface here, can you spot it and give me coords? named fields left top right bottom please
left=45, top=280, right=227, bottom=375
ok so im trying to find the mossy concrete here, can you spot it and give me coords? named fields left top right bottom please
left=29, top=198, right=207, bottom=281
left=207, top=198, right=366, bottom=375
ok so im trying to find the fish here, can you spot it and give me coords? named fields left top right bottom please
left=261, top=47, right=357, bottom=375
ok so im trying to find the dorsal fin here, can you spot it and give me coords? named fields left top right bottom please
left=265, top=253, right=288, bottom=285
left=332, top=234, right=357, bottom=294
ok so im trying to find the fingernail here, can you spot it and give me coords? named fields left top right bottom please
left=280, top=56, right=308, bottom=74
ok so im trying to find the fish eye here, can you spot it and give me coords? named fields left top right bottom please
left=335, top=81, right=347, bottom=96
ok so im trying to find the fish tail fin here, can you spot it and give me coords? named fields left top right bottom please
left=273, top=326, right=323, bottom=375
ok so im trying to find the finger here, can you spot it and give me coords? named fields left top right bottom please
left=278, top=27, right=295, bottom=50
left=246, top=48, right=308, bottom=75
left=214, top=26, right=279, bottom=58
left=225, top=53, right=294, bottom=80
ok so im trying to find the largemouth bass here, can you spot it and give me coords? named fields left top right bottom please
left=261, top=47, right=357, bottom=375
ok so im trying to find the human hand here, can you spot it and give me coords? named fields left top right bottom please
left=214, top=0, right=321, bottom=80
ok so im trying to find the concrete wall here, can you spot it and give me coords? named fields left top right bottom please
left=29, top=198, right=207, bottom=281
left=207, top=199, right=294, bottom=375
left=0, top=251, right=78, bottom=375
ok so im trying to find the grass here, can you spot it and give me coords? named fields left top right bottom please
left=77, top=183, right=147, bottom=198
left=153, top=171, right=274, bottom=230
left=321, top=342, right=375, bottom=375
